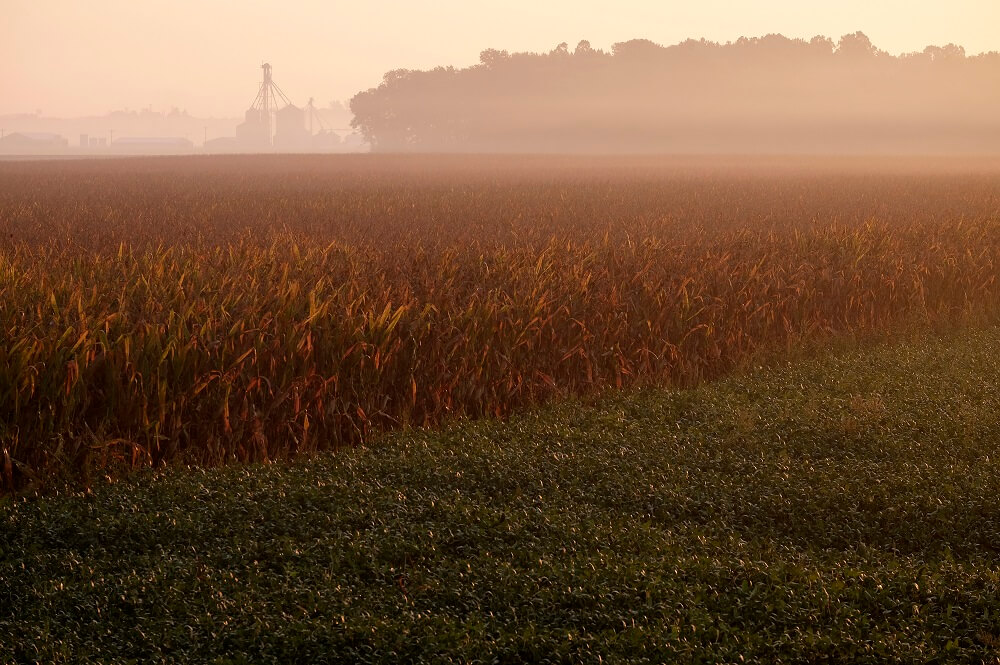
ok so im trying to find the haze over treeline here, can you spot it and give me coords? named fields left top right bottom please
left=350, top=33, right=1000, bottom=154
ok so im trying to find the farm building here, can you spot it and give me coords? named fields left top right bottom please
left=236, top=108, right=270, bottom=149
left=0, top=132, right=69, bottom=152
left=274, top=104, right=310, bottom=150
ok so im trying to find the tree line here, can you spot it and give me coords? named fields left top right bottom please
left=350, top=33, right=1000, bottom=153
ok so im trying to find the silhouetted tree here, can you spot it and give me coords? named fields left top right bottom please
left=836, top=31, right=881, bottom=58
left=480, top=49, right=510, bottom=67
left=350, top=33, right=1000, bottom=153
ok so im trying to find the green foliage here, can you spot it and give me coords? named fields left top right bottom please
left=4, top=327, right=1000, bottom=662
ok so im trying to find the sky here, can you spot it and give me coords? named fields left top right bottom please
left=4, top=0, right=1000, bottom=118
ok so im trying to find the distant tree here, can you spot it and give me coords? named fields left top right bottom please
left=923, top=44, right=966, bottom=61
left=836, top=31, right=879, bottom=58
left=479, top=49, right=509, bottom=67
left=809, top=35, right=835, bottom=55
left=349, top=32, right=1000, bottom=153
left=611, top=38, right=663, bottom=59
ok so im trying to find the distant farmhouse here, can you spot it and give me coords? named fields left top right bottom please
left=0, top=132, right=69, bottom=153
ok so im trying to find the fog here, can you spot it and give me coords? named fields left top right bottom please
left=4, top=0, right=1000, bottom=155
left=5, top=0, right=999, bottom=118
left=351, top=34, right=1000, bottom=154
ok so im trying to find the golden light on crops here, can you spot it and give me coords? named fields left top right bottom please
left=1, top=155, right=999, bottom=493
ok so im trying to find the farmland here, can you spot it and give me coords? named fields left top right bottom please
left=5, top=154, right=1000, bottom=661
left=1, top=155, right=1000, bottom=493
left=6, top=325, right=1000, bottom=661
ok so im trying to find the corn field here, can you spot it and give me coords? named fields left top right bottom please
left=1, top=155, right=999, bottom=493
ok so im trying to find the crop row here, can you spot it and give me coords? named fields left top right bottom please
left=1, top=156, right=998, bottom=492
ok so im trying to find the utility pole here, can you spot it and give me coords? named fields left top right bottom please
left=204, top=126, right=208, bottom=146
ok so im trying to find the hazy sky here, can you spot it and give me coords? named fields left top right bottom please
left=4, top=0, right=999, bottom=118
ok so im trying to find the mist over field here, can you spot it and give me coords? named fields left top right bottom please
left=8, top=2, right=1000, bottom=661
left=2, top=152, right=1000, bottom=494
left=7, top=153, right=1000, bottom=661
left=351, top=33, right=1000, bottom=154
